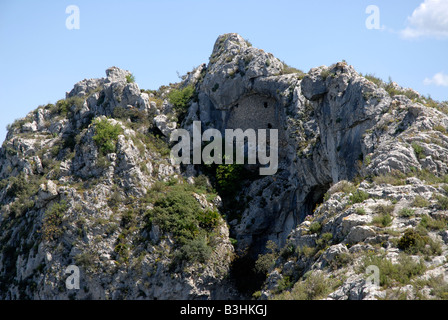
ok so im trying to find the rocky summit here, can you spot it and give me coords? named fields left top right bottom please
left=1, top=33, right=448, bottom=300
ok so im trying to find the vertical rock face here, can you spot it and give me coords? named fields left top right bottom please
left=1, top=33, right=448, bottom=300
left=190, top=35, right=389, bottom=255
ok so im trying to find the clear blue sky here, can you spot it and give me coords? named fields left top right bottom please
left=1, top=0, right=447, bottom=142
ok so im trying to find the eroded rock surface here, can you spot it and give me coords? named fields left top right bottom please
left=2, top=33, right=448, bottom=300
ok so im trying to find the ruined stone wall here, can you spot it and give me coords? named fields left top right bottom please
left=225, top=94, right=288, bottom=159
left=226, top=94, right=279, bottom=131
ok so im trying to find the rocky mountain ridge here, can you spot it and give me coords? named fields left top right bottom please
left=1, top=33, right=448, bottom=300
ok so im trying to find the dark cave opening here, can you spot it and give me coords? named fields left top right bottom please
left=228, top=183, right=332, bottom=297
left=229, top=254, right=265, bottom=297
left=298, top=183, right=331, bottom=224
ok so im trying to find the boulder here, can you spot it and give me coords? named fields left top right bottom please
left=22, top=121, right=37, bottom=132
left=36, top=180, right=59, bottom=207
left=341, top=214, right=372, bottom=235
left=319, top=243, right=349, bottom=267
left=301, top=67, right=328, bottom=101
left=154, top=115, right=177, bottom=137
left=347, top=226, right=376, bottom=244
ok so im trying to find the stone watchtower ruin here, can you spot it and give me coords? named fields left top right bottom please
left=225, top=94, right=287, bottom=160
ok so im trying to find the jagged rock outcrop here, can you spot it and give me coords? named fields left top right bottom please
left=0, top=65, right=237, bottom=300
left=1, top=33, right=448, bottom=300
left=185, top=34, right=393, bottom=257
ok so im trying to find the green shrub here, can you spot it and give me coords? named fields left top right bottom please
left=364, top=73, right=385, bottom=87
left=41, top=200, right=68, bottom=241
left=168, top=85, right=195, bottom=110
left=362, top=253, right=426, bottom=288
left=107, top=189, right=123, bottom=208
left=370, top=204, right=394, bottom=227
left=398, top=208, right=415, bottom=218
left=272, top=272, right=340, bottom=300
left=373, top=171, right=406, bottom=186
left=147, top=133, right=171, bottom=157
left=74, top=251, right=96, bottom=269
left=325, top=181, right=356, bottom=200
left=412, top=195, right=430, bottom=208
left=194, top=175, right=213, bottom=193
left=297, top=245, right=316, bottom=258
left=417, top=275, right=448, bottom=300
left=329, top=252, right=353, bottom=270
left=280, top=243, right=296, bottom=260
left=436, top=195, right=448, bottom=210
left=176, top=236, right=213, bottom=264
left=197, top=209, right=221, bottom=231
left=114, top=234, right=130, bottom=263
left=276, top=276, right=293, bottom=293
left=315, top=232, right=333, bottom=250
left=55, top=99, right=70, bottom=116
left=411, top=142, right=425, bottom=159
left=146, top=182, right=222, bottom=265
left=416, top=169, right=448, bottom=185
left=349, top=189, right=369, bottom=204
left=374, top=204, right=395, bottom=215
left=5, top=173, right=43, bottom=216
left=126, top=74, right=135, bottom=83
left=254, top=241, right=278, bottom=275
left=6, top=173, right=31, bottom=198
left=420, top=214, right=447, bottom=231
left=148, top=95, right=164, bottom=108
left=321, top=232, right=333, bottom=243
left=309, top=221, right=322, bottom=234
left=148, top=186, right=200, bottom=243
left=54, top=96, right=85, bottom=116
left=113, top=106, right=148, bottom=125
left=6, top=117, right=28, bottom=132
left=146, top=184, right=220, bottom=245
left=9, top=198, right=35, bottom=217
left=397, top=228, right=442, bottom=256
left=281, top=62, right=306, bottom=78
left=364, top=155, right=372, bottom=166
left=215, top=164, right=244, bottom=196
left=320, top=69, right=332, bottom=80
left=66, top=96, right=86, bottom=111
left=92, top=118, right=123, bottom=155
left=434, top=124, right=447, bottom=134
left=442, top=184, right=448, bottom=195
left=384, top=78, right=420, bottom=100
left=397, top=229, right=425, bottom=252
left=372, top=212, right=393, bottom=227
left=391, top=255, right=426, bottom=284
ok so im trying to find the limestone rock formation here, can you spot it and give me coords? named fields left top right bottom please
left=1, top=33, right=448, bottom=300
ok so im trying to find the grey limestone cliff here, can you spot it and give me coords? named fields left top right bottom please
left=1, top=33, right=448, bottom=300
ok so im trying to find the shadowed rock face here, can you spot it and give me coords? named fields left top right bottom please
left=191, top=35, right=389, bottom=253
left=1, top=33, right=448, bottom=300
